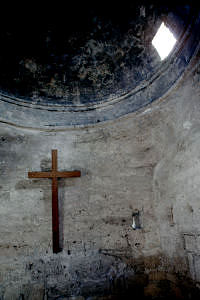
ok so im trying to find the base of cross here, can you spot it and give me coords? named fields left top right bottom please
left=53, top=236, right=62, bottom=253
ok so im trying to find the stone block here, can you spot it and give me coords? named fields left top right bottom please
left=184, top=234, right=196, bottom=252
left=196, top=235, right=200, bottom=251
left=187, top=252, right=196, bottom=280
left=194, top=255, right=200, bottom=282
left=144, top=283, right=161, bottom=298
left=148, top=271, right=166, bottom=282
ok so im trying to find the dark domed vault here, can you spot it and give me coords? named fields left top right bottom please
left=0, top=2, right=200, bottom=128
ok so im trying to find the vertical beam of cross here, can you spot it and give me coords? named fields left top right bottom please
left=28, top=149, right=81, bottom=253
left=51, top=150, right=60, bottom=253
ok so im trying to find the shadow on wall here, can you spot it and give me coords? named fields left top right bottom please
left=3, top=252, right=200, bottom=300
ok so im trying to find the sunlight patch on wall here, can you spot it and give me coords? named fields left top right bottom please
left=152, top=22, right=177, bottom=60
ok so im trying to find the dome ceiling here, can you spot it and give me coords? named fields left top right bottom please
left=0, top=2, right=199, bottom=128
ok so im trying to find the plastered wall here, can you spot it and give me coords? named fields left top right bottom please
left=0, top=60, right=200, bottom=299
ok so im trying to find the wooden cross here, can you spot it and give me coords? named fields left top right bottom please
left=28, top=149, right=81, bottom=253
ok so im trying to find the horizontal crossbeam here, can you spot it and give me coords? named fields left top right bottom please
left=28, top=170, right=81, bottom=178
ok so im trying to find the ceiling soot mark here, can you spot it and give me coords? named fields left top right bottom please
left=0, top=3, right=199, bottom=128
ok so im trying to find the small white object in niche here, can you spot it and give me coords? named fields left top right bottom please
left=132, top=210, right=141, bottom=230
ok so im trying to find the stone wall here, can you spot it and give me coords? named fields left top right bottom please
left=0, top=58, right=200, bottom=299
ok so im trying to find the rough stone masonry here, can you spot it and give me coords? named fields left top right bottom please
left=0, top=59, right=200, bottom=298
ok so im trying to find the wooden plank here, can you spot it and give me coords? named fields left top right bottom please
left=28, top=171, right=81, bottom=178
left=55, top=171, right=81, bottom=178
left=28, top=172, right=53, bottom=178
left=52, top=177, right=60, bottom=253
left=52, top=149, right=57, bottom=171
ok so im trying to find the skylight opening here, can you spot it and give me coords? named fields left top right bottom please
left=152, top=22, right=177, bottom=61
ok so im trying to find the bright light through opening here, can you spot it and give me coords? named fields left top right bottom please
left=152, top=22, right=177, bottom=60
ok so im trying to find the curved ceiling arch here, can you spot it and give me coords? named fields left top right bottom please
left=0, top=3, right=199, bottom=128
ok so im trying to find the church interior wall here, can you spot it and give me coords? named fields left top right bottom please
left=0, top=58, right=200, bottom=298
